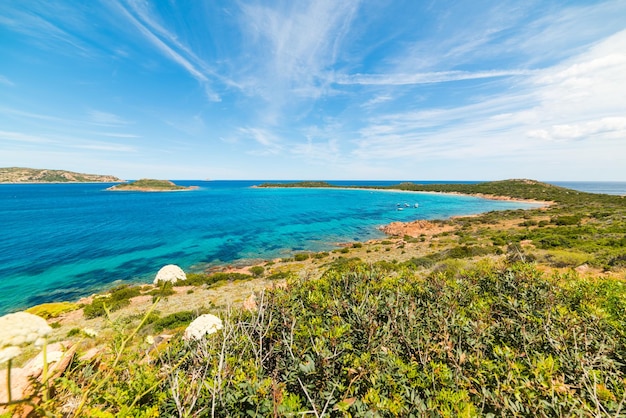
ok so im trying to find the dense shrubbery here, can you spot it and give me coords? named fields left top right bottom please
left=39, top=261, right=626, bottom=416
left=83, top=285, right=142, bottom=318
left=176, top=272, right=252, bottom=287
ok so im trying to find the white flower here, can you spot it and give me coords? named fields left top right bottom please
left=83, top=328, right=98, bottom=338
left=154, top=264, right=186, bottom=285
left=0, top=312, right=52, bottom=348
left=145, top=335, right=155, bottom=345
left=0, top=346, right=22, bottom=364
left=183, top=314, right=223, bottom=341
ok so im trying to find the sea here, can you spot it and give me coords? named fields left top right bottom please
left=0, top=180, right=623, bottom=315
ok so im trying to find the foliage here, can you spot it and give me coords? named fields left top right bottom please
left=176, top=272, right=252, bottom=287
left=108, top=179, right=192, bottom=191
left=151, top=311, right=197, bottom=333
left=25, top=302, right=79, bottom=319
left=294, top=253, right=310, bottom=261
left=83, top=285, right=142, bottom=319
left=249, top=265, right=265, bottom=277
left=37, top=261, right=626, bottom=416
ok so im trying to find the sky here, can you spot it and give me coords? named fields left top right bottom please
left=1, top=0, right=625, bottom=181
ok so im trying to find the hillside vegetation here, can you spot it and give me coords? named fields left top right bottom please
left=0, top=167, right=122, bottom=183
left=106, top=179, right=196, bottom=192
left=2, top=179, right=626, bottom=417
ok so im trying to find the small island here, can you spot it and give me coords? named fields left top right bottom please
left=106, top=178, right=197, bottom=192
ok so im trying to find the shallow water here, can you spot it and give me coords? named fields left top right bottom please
left=0, top=180, right=543, bottom=314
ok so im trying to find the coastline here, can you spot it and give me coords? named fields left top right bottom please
left=255, top=184, right=554, bottom=207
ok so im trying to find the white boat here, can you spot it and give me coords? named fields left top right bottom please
left=414, top=203, right=419, bottom=208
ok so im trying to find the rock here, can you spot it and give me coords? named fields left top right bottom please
left=0, top=342, right=75, bottom=411
left=243, top=293, right=258, bottom=312
left=154, top=264, right=186, bottom=285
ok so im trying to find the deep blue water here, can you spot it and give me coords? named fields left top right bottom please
left=1, top=179, right=614, bottom=315
left=548, top=181, right=626, bottom=196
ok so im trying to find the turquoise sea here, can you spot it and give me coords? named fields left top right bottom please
left=0, top=180, right=620, bottom=315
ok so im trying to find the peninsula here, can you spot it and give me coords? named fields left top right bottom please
left=0, top=167, right=122, bottom=183
left=106, top=178, right=197, bottom=192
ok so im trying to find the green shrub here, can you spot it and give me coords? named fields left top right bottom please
left=406, top=256, right=436, bottom=269
left=249, top=265, right=265, bottom=277
left=294, top=253, right=310, bottom=261
left=552, top=215, right=581, bottom=225
left=266, top=271, right=296, bottom=281
left=151, top=310, right=198, bottom=333
left=83, top=285, right=142, bottom=318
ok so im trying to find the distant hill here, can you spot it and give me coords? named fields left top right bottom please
left=0, top=167, right=122, bottom=183
left=106, top=178, right=196, bottom=192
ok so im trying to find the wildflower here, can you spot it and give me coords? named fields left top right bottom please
left=183, top=314, right=223, bottom=341
left=153, top=264, right=186, bottom=285
left=145, top=335, right=155, bottom=345
left=82, top=328, right=98, bottom=338
left=0, top=311, right=52, bottom=348
left=0, top=346, right=21, bottom=364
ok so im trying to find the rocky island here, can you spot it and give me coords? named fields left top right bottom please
left=0, top=167, right=122, bottom=183
left=106, top=178, right=197, bottom=192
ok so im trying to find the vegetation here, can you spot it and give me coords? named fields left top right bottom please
left=107, top=179, right=196, bottom=191
left=25, top=302, right=79, bottom=319
left=82, top=285, right=142, bottom=319
left=257, top=181, right=334, bottom=188
left=3, top=179, right=626, bottom=416
left=0, top=167, right=121, bottom=183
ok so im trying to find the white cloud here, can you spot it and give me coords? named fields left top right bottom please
left=338, top=70, right=531, bottom=86
left=350, top=29, right=626, bottom=166
left=239, top=0, right=360, bottom=99
left=527, top=117, right=626, bottom=141
left=0, top=131, right=54, bottom=144
left=87, top=110, right=130, bottom=127
left=238, top=127, right=283, bottom=154
left=0, top=75, right=14, bottom=86
left=109, top=0, right=223, bottom=102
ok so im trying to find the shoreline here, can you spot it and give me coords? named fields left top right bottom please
left=258, top=184, right=554, bottom=207
left=1, top=184, right=553, bottom=315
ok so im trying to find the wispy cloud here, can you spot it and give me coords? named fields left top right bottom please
left=0, top=75, right=15, bottom=86
left=108, top=0, right=225, bottom=102
left=239, top=1, right=360, bottom=101
left=0, top=4, right=96, bottom=58
left=0, top=130, right=54, bottom=144
left=87, top=110, right=130, bottom=127
left=237, top=127, right=283, bottom=154
left=527, top=117, right=626, bottom=141
left=351, top=29, right=626, bottom=163
left=337, top=69, right=531, bottom=86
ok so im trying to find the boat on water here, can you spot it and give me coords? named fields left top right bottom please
left=414, top=203, right=419, bottom=208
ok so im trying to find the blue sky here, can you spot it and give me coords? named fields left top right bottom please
left=1, top=1, right=625, bottom=181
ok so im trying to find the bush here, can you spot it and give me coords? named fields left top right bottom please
left=294, top=253, right=310, bottom=261
left=552, top=215, right=581, bottom=225
left=152, top=310, right=197, bottom=333
left=83, top=285, right=141, bottom=318
left=249, top=265, right=265, bottom=277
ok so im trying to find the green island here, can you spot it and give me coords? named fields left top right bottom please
left=106, top=178, right=197, bottom=192
left=0, top=167, right=122, bottom=183
left=2, top=179, right=626, bottom=416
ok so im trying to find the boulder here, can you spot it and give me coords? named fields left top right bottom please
left=154, top=264, right=186, bottom=285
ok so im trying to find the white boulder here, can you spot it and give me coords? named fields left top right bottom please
left=154, top=264, right=186, bottom=285
left=183, top=314, right=223, bottom=341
